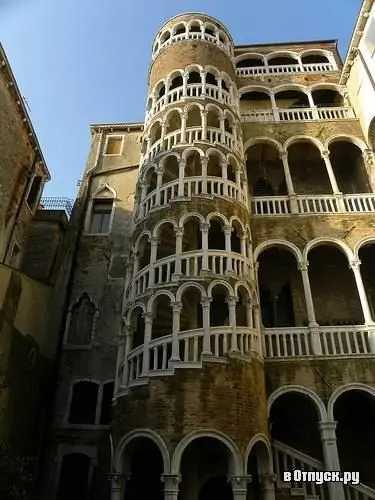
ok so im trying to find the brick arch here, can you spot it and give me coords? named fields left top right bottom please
left=244, top=433, right=272, bottom=473
left=170, top=429, right=243, bottom=475
left=267, top=385, right=327, bottom=421
left=114, top=429, right=170, bottom=474
left=327, top=383, right=375, bottom=421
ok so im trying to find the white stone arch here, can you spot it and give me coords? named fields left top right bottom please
left=206, top=147, right=226, bottom=162
left=186, top=18, right=204, bottom=31
left=239, top=85, right=272, bottom=97
left=185, top=63, right=204, bottom=75
left=147, top=290, right=176, bottom=313
left=171, top=21, right=188, bottom=36
left=226, top=153, right=242, bottom=172
left=273, top=83, right=308, bottom=95
left=184, top=101, right=205, bottom=114
left=244, top=136, right=284, bottom=155
left=149, top=118, right=163, bottom=136
left=165, top=68, right=185, bottom=87
left=266, top=50, right=300, bottom=62
left=134, top=230, right=152, bottom=254
left=284, top=135, right=324, bottom=153
left=205, top=102, right=224, bottom=119
left=235, top=52, right=266, bottom=65
left=92, top=183, right=117, bottom=199
left=223, top=108, right=236, bottom=122
left=207, top=279, right=234, bottom=298
left=300, top=48, right=332, bottom=60
left=308, top=81, right=344, bottom=94
left=234, top=281, right=253, bottom=299
left=206, top=211, right=229, bottom=226
left=229, top=216, right=245, bottom=234
left=220, top=70, right=233, bottom=88
left=244, top=433, right=272, bottom=472
left=152, top=218, right=178, bottom=238
left=176, top=282, right=207, bottom=302
left=159, top=151, right=181, bottom=169
left=325, top=134, right=368, bottom=152
left=254, top=239, right=303, bottom=263
left=268, top=385, right=327, bottom=421
left=170, top=429, right=243, bottom=475
left=203, top=21, right=218, bottom=35
left=182, top=146, right=205, bottom=160
left=151, top=78, right=167, bottom=99
left=162, top=107, right=183, bottom=127
left=327, top=383, right=375, bottom=421
left=354, top=236, right=375, bottom=259
left=114, top=429, right=170, bottom=473
left=125, top=302, right=146, bottom=325
left=205, top=64, right=221, bottom=80
left=179, top=212, right=206, bottom=227
left=141, top=163, right=157, bottom=183
left=160, top=29, right=172, bottom=45
left=303, top=237, right=354, bottom=263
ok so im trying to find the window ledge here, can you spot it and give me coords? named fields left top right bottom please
left=63, top=344, right=93, bottom=351
left=84, top=232, right=111, bottom=236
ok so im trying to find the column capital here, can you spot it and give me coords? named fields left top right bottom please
left=349, top=259, right=361, bottom=270
left=150, top=236, right=158, bottom=246
left=107, top=472, right=126, bottom=482
left=142, top=312, right=153, bottom=323
left=279, top=151, right=288, bottom=160
left=181, top=112, right=188, bottom=120
left=223, top=225, right=233, bottom=236
left=123, top=324, right=132, bottom=336
left=174, top=226, right=184, bottom=237
left=201, top=110, right=207, bottom=117
left=200, top=222, right=210, bottom=233
left=201, top=156, right=208, bottom=166
left=156, top=166, right=164, bottom=175
left=225, top=295, right=238, bottom=306
left=219, top=159, right=228, bottom=168
left=297, top=260, right=309, bottom=272
left=228, top=475, right=252, bottom=489
left=171, top=301, right=183, bottom=312
left=259, top=473, right=277, bottom=484
left=318, top=420, right=338, bottom=439
left=161, top=473, right=181, bottom=491
left=201, top=297, right=213, bottom=306
left=363, top=149, right=375, bottom=164
left=321, top=149, right=330, bottom=159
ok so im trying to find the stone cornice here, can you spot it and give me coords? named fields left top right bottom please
left=90, top=122, right=144, bottom=135
left=340, top=0, right=374, bottom=85
left=0, top=42, right=50, bottom=179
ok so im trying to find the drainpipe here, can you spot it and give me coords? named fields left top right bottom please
left=34, top=129, right=104, bottom=497
left=2, top=149, right=40, bottom=263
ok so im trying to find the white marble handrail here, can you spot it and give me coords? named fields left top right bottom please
left=241, top=106, right=354, bottom=123
left=236, top=61, right=335, bottom=77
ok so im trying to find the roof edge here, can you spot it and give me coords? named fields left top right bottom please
left=0, top=42, right=50, bottom=180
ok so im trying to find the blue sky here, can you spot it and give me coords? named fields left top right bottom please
left=0, top=0, right=361, bottom=200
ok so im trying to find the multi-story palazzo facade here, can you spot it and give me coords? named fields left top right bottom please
left=46, top=7, right=375, bottom=500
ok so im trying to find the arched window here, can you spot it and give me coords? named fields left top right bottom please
left=68, top=381, right=99, bottom=424
left=67, top=294, right=96, bottom=345
left=99, top=381, right=114, bottom=425
left=57, top=453, right=90, bottom=500
left=88, top=186, right=115, bottom=234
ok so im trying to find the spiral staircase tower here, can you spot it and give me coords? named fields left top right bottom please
left=112, top=13, right=271, bottom=500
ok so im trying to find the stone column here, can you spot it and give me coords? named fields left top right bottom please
left=109, top=473, right=126, bottom=500
left=279, top=151, right=298, bottom=212
left=201, top=223, right=210, bottom=271
left=173, top=227, right=184, bottom=279
left=170, top=302, right=182, bottom=362
left=227, top=295, right=238, bottom=351
left=201, top=70, right=207, bottom=95
left=155, top=168, right=164, bottom=206
left=306, top=90, right=319, bottom=119
left=121, top=326, right=132, bottom=387
left=178, top=159, right=185, bottom=197
left=131, top=255, right=140, bottom=300
left=318, top=421, right=345, bottom=500
left=115, top=329, right=126, bottom=393
left=148, top=237, right=158, bottom=287
left=221, top=160, right=229, bottom=196
left=253, top=303, right=263, bottom=356
left=350, top=260, right=375, bottom=350
left=321, top=150, right=346, bottom=211
left=160, top=124, right=167, bottom=149
left=201, top=110, right=207, bottom=140
left=297, top=261, right=321, bottom=354
left=259, top=473, right=277, bottom=500
left=162, top=474, right=181, bottom=500
left=240, top=235, right=248, bottom=277
left=140, top=182, right=149, bottom=218
left=224, top=225, right=233, bottom=272
left=270, top=93, right=279, bottom=121
left=182, top=71, right=188, bottom=97
left=217, top=77, right=223, bottom=100
left=201, top=156, right=208, bottom=194
left=229, top=475, right=251, bottom=500
left=219, top=117, right=225, bottom=144
left=201, top=297, right=212, bottom=354
left=141, top=312, right=153, bottom=376
left=180, top=112, right=187, bottom=143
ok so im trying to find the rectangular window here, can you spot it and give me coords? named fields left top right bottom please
left=89, top=199, right=113, bottom=234
left=26, top=175, right=43, bottom=211
left=105, top=137, right=122, bottom=155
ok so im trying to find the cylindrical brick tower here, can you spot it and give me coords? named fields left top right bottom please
left=111, top=13, right=271, bottom=500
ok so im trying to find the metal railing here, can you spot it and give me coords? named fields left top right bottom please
left=39, top=197, right=74, bottom=217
